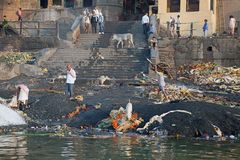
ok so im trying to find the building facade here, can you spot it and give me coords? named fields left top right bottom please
left=157, top=0, right=217, bottom=36
left=156, top=0, right=240, bottom=36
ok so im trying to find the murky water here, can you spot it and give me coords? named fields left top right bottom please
left=0, top=134, right=240, bottom=160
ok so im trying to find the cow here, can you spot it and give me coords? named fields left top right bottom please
left=112, top=33, right=135, bottom=48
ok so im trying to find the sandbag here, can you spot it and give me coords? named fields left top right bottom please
left=0, top=104, right=26, bottom=126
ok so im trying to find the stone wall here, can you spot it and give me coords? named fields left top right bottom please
left=173, top=37, right=240, bottom=67
left=0, top=37, right=59, bottom=51
left=217, top=0, right=240, bottom=33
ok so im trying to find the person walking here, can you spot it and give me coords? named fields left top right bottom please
left=91, top=11, right=98, bottom=33
left=84, top=14, right=91, bottom=33
left=169, top=16, right=175, bottom=38
left=98, top=11, right=104, bottom=34
left=16, top=8, right=23, bottom=21
left=229, top=15, right=236, bottom=36
left=176, top=15, right=181, bottom=37
left=2, top=15, right=8, bottom=36
left=155, top=66, right=168, bottom=101
left=203, top=19, right=208, bottom=37
left=65, top=64, right=76, bottom=100
left=141, top=12, right=149, bottom=37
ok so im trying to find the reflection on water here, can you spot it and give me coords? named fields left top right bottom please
left=0, top=134, right=240, bottom=160
left=0, top=134, right=28, bottom=160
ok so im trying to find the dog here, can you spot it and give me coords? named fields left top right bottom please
left=112, top=33, right=135, bottom=48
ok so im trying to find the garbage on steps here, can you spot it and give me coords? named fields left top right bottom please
left=144, top=84, right=240, bottom=107
left=74, top=95, right=84, bottom=102
left=0, top=51, right=33, bottom=65
left=98, top=75, right=111, bottom=85
left=97, top=103, right=143, bottom=132
left=66, top=103, right=101, bottom=118
left=177, top=63, right=240, bottom=93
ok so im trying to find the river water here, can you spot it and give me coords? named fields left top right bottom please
left=0, top=134, right=240, bottom=160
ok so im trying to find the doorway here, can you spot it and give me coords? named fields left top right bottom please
left=40, top=0, right=48, bottom=8
left=83, top=0, right=93, bottom=7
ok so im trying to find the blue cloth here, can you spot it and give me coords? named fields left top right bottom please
left=65, top=83, right=74, bottom=97
left=203, top=22, right=208, bottom=31
left=98, top=15, right=104, bottom=23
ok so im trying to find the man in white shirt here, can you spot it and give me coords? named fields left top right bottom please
left=142, top=12, right=149, bottom=37
left=176, top=15, right=181, bottom=37
left=229, top=15, right=236, bottom=36
left=65, top=64, right=76, bottom=100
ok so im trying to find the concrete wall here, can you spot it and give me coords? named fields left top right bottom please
left=158, top=0, right=217, bottom=36
left=0, top=37, right=59, bottom=51
left=173, top=37, right=240, bottom=67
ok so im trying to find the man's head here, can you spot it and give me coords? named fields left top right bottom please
left=177, top=15, right=180, bottom=18
left=67, top=64, right=72, bottom=71
left=204, top=19, right=208, bottom=22
left=19, top=8, right=22, bottom=10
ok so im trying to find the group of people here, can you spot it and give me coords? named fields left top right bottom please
left=169, top=15, right=181, bottom=38
left=82, top=7, right=105, bottom=34
left=71, top=7, right=105, bottom=43
left=203, top=15, right=236, bottom=37
left=1, top=8, right=22, bottom=36
left=168, top=14, right=237, bottom=38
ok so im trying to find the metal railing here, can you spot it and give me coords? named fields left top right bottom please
left=0, top=21, right=59, bottom=38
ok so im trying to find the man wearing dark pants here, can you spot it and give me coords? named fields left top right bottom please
left=91, top=12, right=98, bottom=33
left=65, top=64, right=76, bottom=100
left=141, top=13, right=149, bottom=37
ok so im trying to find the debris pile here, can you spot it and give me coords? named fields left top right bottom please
left=178, top=63, right=240, bottom=93
left=97, top=106, right=143, bottom=132
left=0, top=51, right=34, bottom=65
left=145, top=84, right=239, bottom=107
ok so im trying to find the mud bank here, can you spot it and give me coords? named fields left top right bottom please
left=1, top=76, right=240, bottom=138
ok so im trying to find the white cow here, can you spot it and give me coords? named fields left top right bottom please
left=112, top=33, right=135, bottom=48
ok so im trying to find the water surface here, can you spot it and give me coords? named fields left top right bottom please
left=0, top=134, right=239, bottom=160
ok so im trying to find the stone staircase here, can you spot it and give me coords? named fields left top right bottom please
left=43, top=21, right=149, bottom=80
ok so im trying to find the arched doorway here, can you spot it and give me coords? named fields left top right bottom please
left=40, top=0, right=48, bottom=8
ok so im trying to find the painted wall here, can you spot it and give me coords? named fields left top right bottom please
left=157, top=0, right=217, bottom=36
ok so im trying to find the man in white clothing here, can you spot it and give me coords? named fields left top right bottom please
left=65, top=64, right=76, bottom=100
left=176, top=15, right=181, bottom=37
left=142, top=12, right=149, bottom=37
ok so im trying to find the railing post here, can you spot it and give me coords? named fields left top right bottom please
left=190, top=22, right=193, bottom=37
left=237, top=21, right=240, bottom=36
left=20, top=21, right=22, bottom=35
left=37, top=21, right=40, bottom=37
left=167, top=21, right=170, bottom=31
left=56, top=21, right=60, bottom=39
